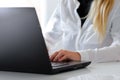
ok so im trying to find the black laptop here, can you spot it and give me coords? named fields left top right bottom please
left=0, top=8, right=91, bottom=74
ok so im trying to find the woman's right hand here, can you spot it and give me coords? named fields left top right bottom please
left=50, top=50, right=81, bottom=62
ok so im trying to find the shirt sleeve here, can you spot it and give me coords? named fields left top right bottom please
left=43, top=1, right=63, bottom=54
left=44, top=0, right=81, bottom=54
left=78, top=16, right=120, bottom=63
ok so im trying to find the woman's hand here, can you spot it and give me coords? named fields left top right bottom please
left=50, top=50, right=81, bottom=62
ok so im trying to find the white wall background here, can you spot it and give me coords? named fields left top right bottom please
left=33, top=0, right=58, bottom=29
left=44, top=0, right=58, bottom=28
left=0, top=0, right=58, bottom=30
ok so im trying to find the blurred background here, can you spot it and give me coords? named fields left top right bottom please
left=0, top=0, right=58, bottom=30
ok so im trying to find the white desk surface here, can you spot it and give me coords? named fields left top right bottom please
left=0, top=62, right=120, bottom=80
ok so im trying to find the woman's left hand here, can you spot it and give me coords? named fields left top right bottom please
left=50, top=50, right=81, bottom=62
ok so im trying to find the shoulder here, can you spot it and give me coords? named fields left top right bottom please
left=59, top=0, right=80, bottom=7
left=109, top=0, right=120, bottom=32
left=111, top=0, right=120, bottom=19
left=107, top=0, right=120, bottom=27
left=102, top=0, right=120, bottom=33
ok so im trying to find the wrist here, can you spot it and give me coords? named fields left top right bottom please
left=75, top=52, right=81, bottom=61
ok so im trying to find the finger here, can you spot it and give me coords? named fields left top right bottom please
left=50, top=51, right=59, bottom=61
left=50, top=52, right=58, bottom=61
left=53, top=52, right=64, bottom=62
left=58, top=55, right=67, bottom=62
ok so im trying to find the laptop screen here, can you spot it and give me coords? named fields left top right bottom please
left=0, top=8, right=52, bottom=73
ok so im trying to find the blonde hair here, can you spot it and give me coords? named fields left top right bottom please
left=89, top=0, right=114, bottom=39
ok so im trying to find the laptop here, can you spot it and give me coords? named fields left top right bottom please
left=0, top=8, right=91, bottom=74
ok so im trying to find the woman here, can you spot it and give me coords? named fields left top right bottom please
left=44, top=0, right=120, bottom=63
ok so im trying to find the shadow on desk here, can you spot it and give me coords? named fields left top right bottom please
left=0, top=68, right=91, bottom=80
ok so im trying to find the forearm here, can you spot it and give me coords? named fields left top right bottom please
left=78, top=44, right=120, bottom=63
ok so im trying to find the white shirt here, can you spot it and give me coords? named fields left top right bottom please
left=44, top=0, right=120, bottom=63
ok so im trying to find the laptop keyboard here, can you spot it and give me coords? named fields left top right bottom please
left=51, top=62, right=69, bottom=67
